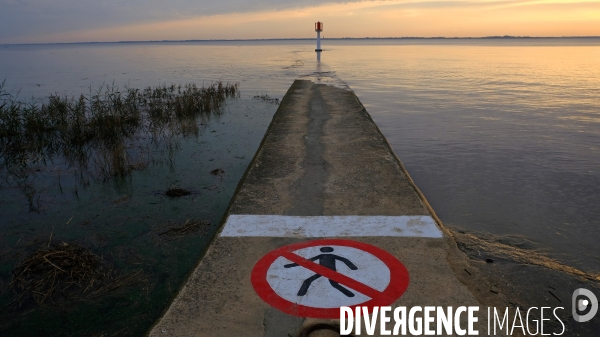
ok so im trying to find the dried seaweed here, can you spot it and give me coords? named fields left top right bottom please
left=158, top=219, right=210, bottom=238
left=9, top=242, right=140, bottom=308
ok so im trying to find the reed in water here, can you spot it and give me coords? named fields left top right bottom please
left=0, top=80, right=238, bottom=183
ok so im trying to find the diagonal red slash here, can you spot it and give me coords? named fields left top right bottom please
left=252, top=239, right=410, bottom=318
left=281, top=251, right=382, bottom=299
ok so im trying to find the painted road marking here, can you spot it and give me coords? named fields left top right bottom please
left=221, top=215, right=442, bottom=238
left=251, top=239, right=410, bottom=318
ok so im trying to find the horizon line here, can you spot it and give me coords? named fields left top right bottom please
left=3, top=35, right=600, bottom=46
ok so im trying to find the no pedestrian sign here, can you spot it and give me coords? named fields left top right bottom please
left=251, top=239, right=410, bottom=318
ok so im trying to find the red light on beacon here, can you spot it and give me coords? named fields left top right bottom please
left=315, top=22, right=323, bottom=32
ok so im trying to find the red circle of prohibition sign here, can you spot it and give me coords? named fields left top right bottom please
left=251, top=238, right=410, bottom=318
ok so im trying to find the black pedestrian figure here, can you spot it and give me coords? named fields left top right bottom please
left=284, top=246, right=358, bottom=297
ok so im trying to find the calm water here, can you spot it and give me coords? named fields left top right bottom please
left=1, top=38, right=599, bottom=333
left=327, top=39, right=600, bottom=274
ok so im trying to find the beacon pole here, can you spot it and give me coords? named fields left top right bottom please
left=315, top=21, right=323, bottom=62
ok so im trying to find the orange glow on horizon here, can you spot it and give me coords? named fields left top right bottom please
left=10, top=0, right=600, bottom=44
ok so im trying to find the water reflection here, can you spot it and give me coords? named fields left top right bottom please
left=326, top=40, right=600, bottom=273
left=0, top=81, right=277, bottom=336
left=0, top=81, right=238, bottom=212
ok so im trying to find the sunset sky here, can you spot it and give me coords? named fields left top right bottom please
left=1, top=0, right=599, bottom=44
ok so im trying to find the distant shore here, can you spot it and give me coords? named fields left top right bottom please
left=2, top=35, right=600, bottom=47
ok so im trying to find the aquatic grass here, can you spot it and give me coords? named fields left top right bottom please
left=0, top=80, right=238, bottom=186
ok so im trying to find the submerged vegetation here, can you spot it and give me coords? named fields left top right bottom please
left=0, top=80, right=238, bottom=182
left=0, top=80, right=238, bottom=212
left=157, top=219, right=210, bottom=239
left=0, top=74, right=281, bottom=336
left=0, top=79, right=239, bottom=311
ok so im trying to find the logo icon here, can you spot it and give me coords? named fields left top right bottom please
left=572, top=288, right=598, bottom=322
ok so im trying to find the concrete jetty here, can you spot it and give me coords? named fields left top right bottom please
left=149, top=75, right=492, bottom=336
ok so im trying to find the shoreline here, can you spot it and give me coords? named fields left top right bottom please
left=3, top=36, right=600, bottom=47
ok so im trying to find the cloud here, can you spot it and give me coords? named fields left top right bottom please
left=0, top=0, right=371, bottom=42
left=1, top=0, right=599, bottom=43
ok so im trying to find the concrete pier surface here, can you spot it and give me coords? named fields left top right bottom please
left=149, top=75, right=500, bottom=336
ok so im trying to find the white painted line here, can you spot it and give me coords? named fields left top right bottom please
left=220, top=215, right=443, bottom=238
